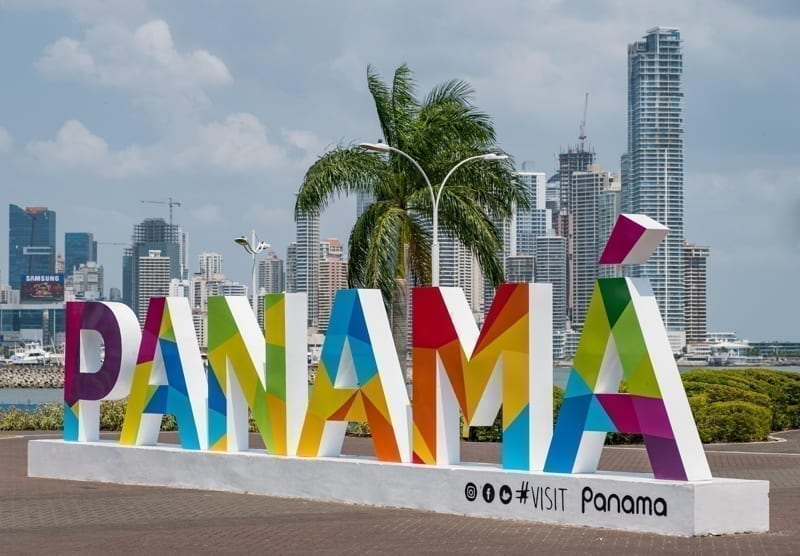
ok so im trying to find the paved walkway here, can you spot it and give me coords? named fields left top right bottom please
left=1, top=432, right=799, bottom=555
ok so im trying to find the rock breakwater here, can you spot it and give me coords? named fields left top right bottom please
left=0, top=364, right=63, bottom=388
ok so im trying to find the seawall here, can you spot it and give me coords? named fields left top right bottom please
left=0, top=365, right=63, bottom=388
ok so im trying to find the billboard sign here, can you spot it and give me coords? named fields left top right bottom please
left=21, top=274, right=65, bottom=302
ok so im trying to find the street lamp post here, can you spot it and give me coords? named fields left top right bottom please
left=233, top=230, right=270, bottom=314
left=358, top=142, right=507, bottom=286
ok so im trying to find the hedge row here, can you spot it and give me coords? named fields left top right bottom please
left=2, top=369, right=799, bottom=445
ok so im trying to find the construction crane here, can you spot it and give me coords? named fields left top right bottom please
left=141, top=197, right=182, bottom=226
left=96, top=241, right=128, bottom=255
left=578, top=92, right=589, bottom=151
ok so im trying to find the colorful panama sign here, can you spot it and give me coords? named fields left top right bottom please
left=62, top=214, right=711, bottom=482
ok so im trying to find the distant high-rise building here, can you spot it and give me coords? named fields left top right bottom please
left=482, top=211, right=516, bottom=318
left=122, top=247, right=133, bottom=307
left=8, top=205, right=56, bottom=289
left=558, top=147, right=596, bottom=214
left=295, top=211, right=320, bottom=327
left=506, top=255, right=535, bottom=283
left=320, top=238, right=344, bottom=260
left=534, top=234, right=567, bottom=334
left=126, top=217, right=185, bottom=316
left=556, top=147, right=596, bottom=322
left=137, top=250, right=171, bottom=324
left=439, top=231, right=475, bottom=305
left=545, top=173, right=561, bottom=229
left=67, top=262, right=104, bottom=301
left=597, top=176, right=622, bottom=280
left=318, top=239, right=348, bottom=333
left=570, top=165, right=620, bottom=328
left=684, top=242, right=709, bottom=344
left=286, top=242, right=297, bottom=293
left=356, top=191, right=375, bottom=219
left=65, top=232, right=97, bottom=275
left=109, top=287, right=122, bottom=302
left=258, top=251, right=285, bottom=294
left=198, top=252, right=222, bottom=280
left=622, top=27, right=685, bottom=338
left=515, top=172, right=548, bottom=257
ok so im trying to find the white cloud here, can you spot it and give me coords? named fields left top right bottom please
left=23, top=114, right=323, bottom=179
left=26, top=120, right=151, bottom=178
left=0, top=126, right=11, bottom=153
left=282, top=129, right=324, bottom=153
left=1, top=0, right=152, bottom=25
left=36, top=19, right=231, bottom=101
left=173, top=113, right=288, bottom=174
left=245, top=204, right=293, bottom=227
left=190, top=203, right=223, bottom=224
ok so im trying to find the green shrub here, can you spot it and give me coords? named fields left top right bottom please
left=694, top=401, right=771, bottom=443
left=0, top=400, right=179, bottom=432
left=682, top=368, right=800, bottom=431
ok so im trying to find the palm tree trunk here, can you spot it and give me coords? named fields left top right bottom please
left=391, top=277, right=408, bottom=383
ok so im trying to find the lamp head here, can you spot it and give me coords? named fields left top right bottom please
left=234, top=236, right=248, bottom=246
left=358, top=141, right=391, bottom=153
left=481, top=153, right=508, bottom=161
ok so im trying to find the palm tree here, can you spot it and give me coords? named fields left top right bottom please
left=295, top=64, right=528, bottom=376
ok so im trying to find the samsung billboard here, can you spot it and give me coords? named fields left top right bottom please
left=20, top=274, right=65, bottom=302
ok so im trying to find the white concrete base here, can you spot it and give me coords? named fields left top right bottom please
left=28, top=440, right=768, bottom=536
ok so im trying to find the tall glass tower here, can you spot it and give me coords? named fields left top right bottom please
left=622, top=27, right=685, bottom=336
left=8, top=205, right=56, bottom=289
left=295, top=211, right=320, bottom=327
left=64, top=232, right=97, bottom=275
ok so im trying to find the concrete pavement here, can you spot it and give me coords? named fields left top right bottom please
left=2, top=431, right=800, bottom=555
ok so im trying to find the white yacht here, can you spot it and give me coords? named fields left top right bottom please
left=8, top=341, right=53, bottom=365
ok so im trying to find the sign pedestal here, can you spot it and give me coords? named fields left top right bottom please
left=28, top=439, right=768, bottom=536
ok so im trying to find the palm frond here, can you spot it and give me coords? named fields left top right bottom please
left=347, top=200, right=409, bottom=304
left=390, top=64, right=418, bottom=149
left=295, top=147, right=384, bottom=216
left=423, top=78, right=475, bottom=107
left=367, top=64, right=395, bottom=145
left=435, top=186, right=506, bottom=286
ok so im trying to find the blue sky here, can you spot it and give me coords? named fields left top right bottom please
left=0, top=0, right=797, bottom=340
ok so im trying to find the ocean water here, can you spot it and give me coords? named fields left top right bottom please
left=0, top=388, right=62, bottom=409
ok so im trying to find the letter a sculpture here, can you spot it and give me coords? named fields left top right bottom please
left=545, top=214, right=712, bottom=481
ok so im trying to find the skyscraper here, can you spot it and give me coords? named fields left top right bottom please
left=506, top=255, right=535, bottom=283
left=515, top=172, right=548, bottom=257
left=623, top=27, right=685, bottom=342
left=683, top=242, right=710, bottom=345
left=198, top=252, right=223, bottom=280
left=66, top=262, right=104, bottom=301
left=295, top=211, right=320, bottom=327
left=126, top=217, right=185, bottom=316
left=64, top=232, right=97, bottom=276
left=356, top=191, right=374, bottom=219
left=137, top=250, right=171, bottom=325
left=258, top=251, right=285, bottom=294
left=570, top=165, right=620, bottom=328
left=8, top=205, right=56, bottom=289
left=318, top=239, right=348, bottom=333
left=597, top=181, right=622, bottom=280
left=556, top=147, right=596, bottom=323
left=286, top=242, right=297, bottom=293
left=534, top=234, right=567, bottom=335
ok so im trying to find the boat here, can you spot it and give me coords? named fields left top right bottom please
left=706, top=341, right=763, bottom=367
left=8, top=341, right=54, bottom=365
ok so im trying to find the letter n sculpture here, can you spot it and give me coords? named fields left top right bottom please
left=545, top=214, right=711, bottom=481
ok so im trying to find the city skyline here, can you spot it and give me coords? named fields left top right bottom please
left=0, top=2, right=797, bottom=340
